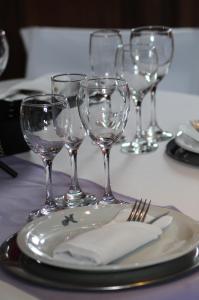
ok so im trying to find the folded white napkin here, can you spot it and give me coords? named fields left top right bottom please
left=177, top=124, right=199, bottom=142
left=53, top=208, right=172, bottom=266
left=0, top=74, right=51, bottom=99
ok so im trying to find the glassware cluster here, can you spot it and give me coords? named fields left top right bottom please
left=18, top=25, right=174, bottom=220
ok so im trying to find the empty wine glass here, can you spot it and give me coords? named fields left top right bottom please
left=89, top=29, right=125, bottom=143
left=89, top=29, right=123, bottom=77
left=116, top=43, right=158, bottom=154
left=78, top=77, right=130, bottom=204
left=51, top=74, right=97, bottom=208
left=130, top=26, right=174, bottom=142
left=20, top=94, right=70, bottom=220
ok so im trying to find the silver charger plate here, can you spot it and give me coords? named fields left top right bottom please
left=0, top=234, right=199, bottom=291
left=166, top=139, right=199, bottom=166
left=17, top=204, right=199, bottom=272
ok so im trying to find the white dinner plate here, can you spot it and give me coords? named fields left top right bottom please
left=175, top=131, right=199, bottom=154
left=17, top=204, right=199, bottom=272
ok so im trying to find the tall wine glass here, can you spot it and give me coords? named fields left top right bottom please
left=20, top=94, right=70, bottom=220
left=78, top=77, right=130, bottom=204
left=89, top=29, right=123, bottom=100
left=130, top=26, right=174, bottom=142
left=116, top=43, right=158, bottom=154
left=89, top=29, right=123, bottom=77
left=51, top=74, right=97, bottom=208
left=89, top=29, right=125, bottom=143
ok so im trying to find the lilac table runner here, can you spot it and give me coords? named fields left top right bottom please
left=0, top=155, right=199, bottom=300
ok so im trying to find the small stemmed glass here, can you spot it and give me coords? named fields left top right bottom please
left=51, top=74, right=97, bottom=208
left=20, top=94, right=70, bottom=220
left=78, top=77, right=130, bottom=204
left=130, top=26, right=174, bottom=142
left=116, top=43, right=158, bottom=154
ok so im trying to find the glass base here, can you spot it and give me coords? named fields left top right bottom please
left=146, top=125, right=173, bottom=142
left=121, top=138, right=158, bottom=154
left=99, top=194, right=124, bottom=205
left=27, top=204, right=63, bottom=222
left=55, top=191, right=97, bottom=208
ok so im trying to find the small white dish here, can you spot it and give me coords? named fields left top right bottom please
left=175, top=131, right=199, bottom=154
left=17, top=204, right=199, bottom=272
left=175, top=123, right=199, bottom=153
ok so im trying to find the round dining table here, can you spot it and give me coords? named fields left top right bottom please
left=1, top=78, right=199, bottom=299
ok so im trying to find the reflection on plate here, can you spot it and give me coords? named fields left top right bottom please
left=166, top=139, right=199, bottom=166
left=17, top=204, right=199, bottom=272
left=175, top=132, right=199, bottom=154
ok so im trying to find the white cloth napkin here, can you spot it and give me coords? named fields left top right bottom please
left=53, top=208, right=172, bottom=266
left=177, top=123, right=199, bottom=142
left=0, top=74, right=51, bottom=99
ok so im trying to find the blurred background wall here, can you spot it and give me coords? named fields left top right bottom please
left=0, top=0, right=199, bottom=79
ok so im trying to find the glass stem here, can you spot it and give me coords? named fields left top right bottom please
left=68, top=149, right=81, bottom=193
left=42, top=158, right=54, bottom=207
left=102, top=147, right=113, bottom=199
left=150, top=85, right=158, bottom=127
left=134, top=99, right=143, bottom=140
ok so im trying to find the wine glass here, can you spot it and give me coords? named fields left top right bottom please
left=20, top=94, right=70, bottom=220
left=89, top=29, right=125, bottom=143
left=130, top=26, right=174, bottom=142
left=78, top=77, right=130, bottom=204
left=116, top=43, right=158, bottom=154
left=51, top=74, right=97, bottom=208
left=89, top=29, right=123, bottom=77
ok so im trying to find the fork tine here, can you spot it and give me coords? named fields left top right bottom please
left=127, top=199, right=151, bottom=222
left=127, top=200, right=138, bottom=221
left=129, top=199, right=142, bottom=221
left=139, top=199, right=151, bottom=222
left=134, top=199, right=147, bottom=222
left=131, top=199, right=144, bottom=221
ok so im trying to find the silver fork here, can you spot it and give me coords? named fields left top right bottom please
left=127, top=199, right=151, bottom=222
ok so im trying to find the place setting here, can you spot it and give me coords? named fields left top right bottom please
left=1, top=198, right=199, bottom=290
